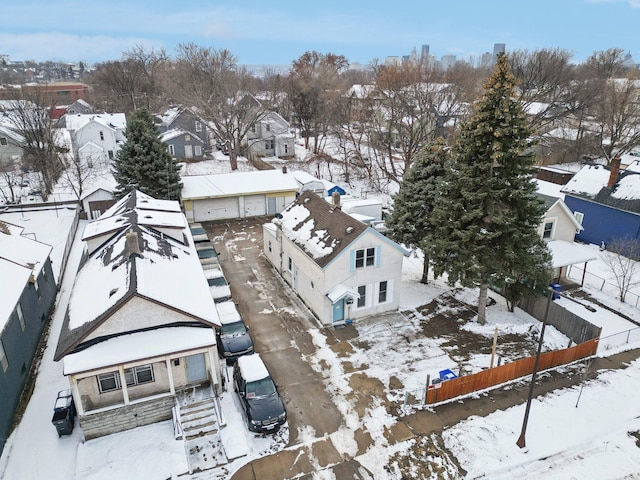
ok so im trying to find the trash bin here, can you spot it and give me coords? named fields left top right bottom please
left=550, top=283, right=562, bottom=300
left=439, top=369, right=458, bottom=381
left=51, top=389, right=75, bottom=437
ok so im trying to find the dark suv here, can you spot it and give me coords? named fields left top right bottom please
left=233, top=354, right=287, bottom=433
left=216, top=301, right=254, bottom=364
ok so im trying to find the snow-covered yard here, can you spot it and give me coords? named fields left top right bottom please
left=2, top=156, right=640, bottom=479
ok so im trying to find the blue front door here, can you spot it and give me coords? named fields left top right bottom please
left=332, top=299, right=345, bottom=323
left=185, top=354, right=207, bottom=383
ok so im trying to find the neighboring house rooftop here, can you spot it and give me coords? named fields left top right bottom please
left=274, top=191, right=369, bottom=268
left=62, top=113, right=126, bottom=131
left=561, top=163, right=640, bottom=214
left=159, top=127, right=204, bottom=144
left=181, top=170, right=299, bottom=199
left=54, top=190, right=219, bottom=360
left=0, top=227, right=53, bottom=331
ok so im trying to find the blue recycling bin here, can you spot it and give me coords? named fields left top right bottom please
left=550, top=283, right=562, bottom=300
left=439, top=369, right=458, bottom=381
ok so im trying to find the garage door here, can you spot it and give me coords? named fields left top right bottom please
left=243, top=194, right=266, bottom=217
left=193, top=197, right=240, bottom=221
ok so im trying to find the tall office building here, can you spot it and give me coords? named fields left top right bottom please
left=493, top=43, right=506, bottom=64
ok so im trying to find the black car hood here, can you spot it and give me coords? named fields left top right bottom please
left=220, top=333, right=253, bottom=354
left=247, top=393, right=285, bottom=422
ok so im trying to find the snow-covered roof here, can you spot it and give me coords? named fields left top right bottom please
left=274, top=191, right=368, bottom=267
left=62, top=326, right=216, bottom=375
left=237, top=353, right=270, bottom=383
left=55, top=190, right=219, bottom=360
left=181, top=170, right=299, bottom=199
left=0, top=230, right=52, bottom=278
left=534, top=179, right=565, bottom=200
left=546, top=240, right=598, bottom=268
left=63, top=113, right=126, bottom=131
left=159, top=128, right=204, bottom=144
left=0, top=230, right=52, bottom=332
left=326, top=284, right=360, bottom=303
left=561, top=164, right=640, bottom=214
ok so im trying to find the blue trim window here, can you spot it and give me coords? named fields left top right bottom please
left=357, top=285, right=366, bottom=308
left=355, top=248, right=376, bottom=269
left=378, top=281, right=388, bottom=303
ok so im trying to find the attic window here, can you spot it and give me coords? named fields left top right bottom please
left=109, top=288, right=119, bottom=297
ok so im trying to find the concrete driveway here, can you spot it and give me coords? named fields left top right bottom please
left=203, top=217, right=345, bottom=444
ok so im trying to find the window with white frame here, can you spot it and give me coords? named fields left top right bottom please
left=378, top=281, right=388, bottom=304
left=99, top=131, right=104, bottom=141
left=195, top=120, right=202, bottom=132
left=0, top=340, right=8, bottom=373
left=542, top=221, right=554, bottom=239
left=16, top=304, right=25, bottom=331
left=266, top=123, right=271, bottom=132
left=97, top=364, right=155, bottom=393
left=108, top=150, right=114, bottom=160
left=194, top=145, right=202, bottom=156
left=574, top=212, right=584, bottom=233
left=357, top=285, right=366, bottom=308
left=355, top=248, right=376, bottom=269
left=265, top=139, right=274, bottom=150
left=168, top=144, right=175, bottom=156
left=288, top=257, right=293, bottom=272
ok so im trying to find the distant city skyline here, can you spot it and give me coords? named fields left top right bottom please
left=2, top=0, right=639, bottom=67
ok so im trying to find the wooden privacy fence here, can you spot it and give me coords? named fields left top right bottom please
left=425, top=338, right=599, bottom=404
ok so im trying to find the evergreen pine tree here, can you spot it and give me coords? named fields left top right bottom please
left=429, top=53, right=551, bottom=324
left=112, top=107, right=182, bottom=200
left=385, top=138, right=449, bottom=283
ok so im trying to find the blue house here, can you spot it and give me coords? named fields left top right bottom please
left=0, top=222, right=57, bottom=455
left=561, top=157, right=640, bottom=246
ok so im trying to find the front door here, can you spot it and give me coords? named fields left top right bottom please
left=185, top=144, right=193, bottom=159
left=332, top=299, right=345, bottom=324
left=185, top=353, right=207, bottom=383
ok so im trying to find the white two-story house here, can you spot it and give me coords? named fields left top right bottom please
left=60, top=113, right=127, bottom=167
left=263, top=191, right=408, bottom=326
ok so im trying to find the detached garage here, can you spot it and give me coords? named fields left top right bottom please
left=181, top=170, right=299, bottom=222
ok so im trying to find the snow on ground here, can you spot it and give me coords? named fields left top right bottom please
left=3, top=155, right=640, bottom=479
left=443, top=359, right=640, bottom=479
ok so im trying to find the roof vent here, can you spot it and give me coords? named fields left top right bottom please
left=109, top=288, right=118, bottom=297
left=303, top=197, right=310, bottom=204
left=346, top=226, right=354, bottom=234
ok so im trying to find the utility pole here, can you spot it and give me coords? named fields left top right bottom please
left=516, top=287, right=554, bottom=449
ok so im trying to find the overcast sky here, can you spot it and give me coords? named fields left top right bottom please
left=2, top=0, right=639, bottom=67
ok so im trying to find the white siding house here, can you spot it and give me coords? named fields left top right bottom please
left=263, top=191, right=408, bottom=326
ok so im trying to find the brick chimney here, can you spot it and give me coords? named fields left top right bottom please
left=608, top=154, right=621, bottom=189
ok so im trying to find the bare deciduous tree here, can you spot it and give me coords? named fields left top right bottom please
left=89, top=45, right=167, bottom=114
left=602, top=237, right=640, bottom=303
left=170, top=43, right=267, bottom=170
left=579, top=48, right=640, bottom=164
left=2, top=94, right=64, bottom=201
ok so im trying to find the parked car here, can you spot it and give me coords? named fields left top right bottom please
left=233, top=354, right=287, bottom=433
left=189, top=222, right=209, bottom=243
left=216, top=301, right=254, bottom=364
left=204, top=267, right=232, bottom=302
left=196, top=242, right=219, bottom=266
